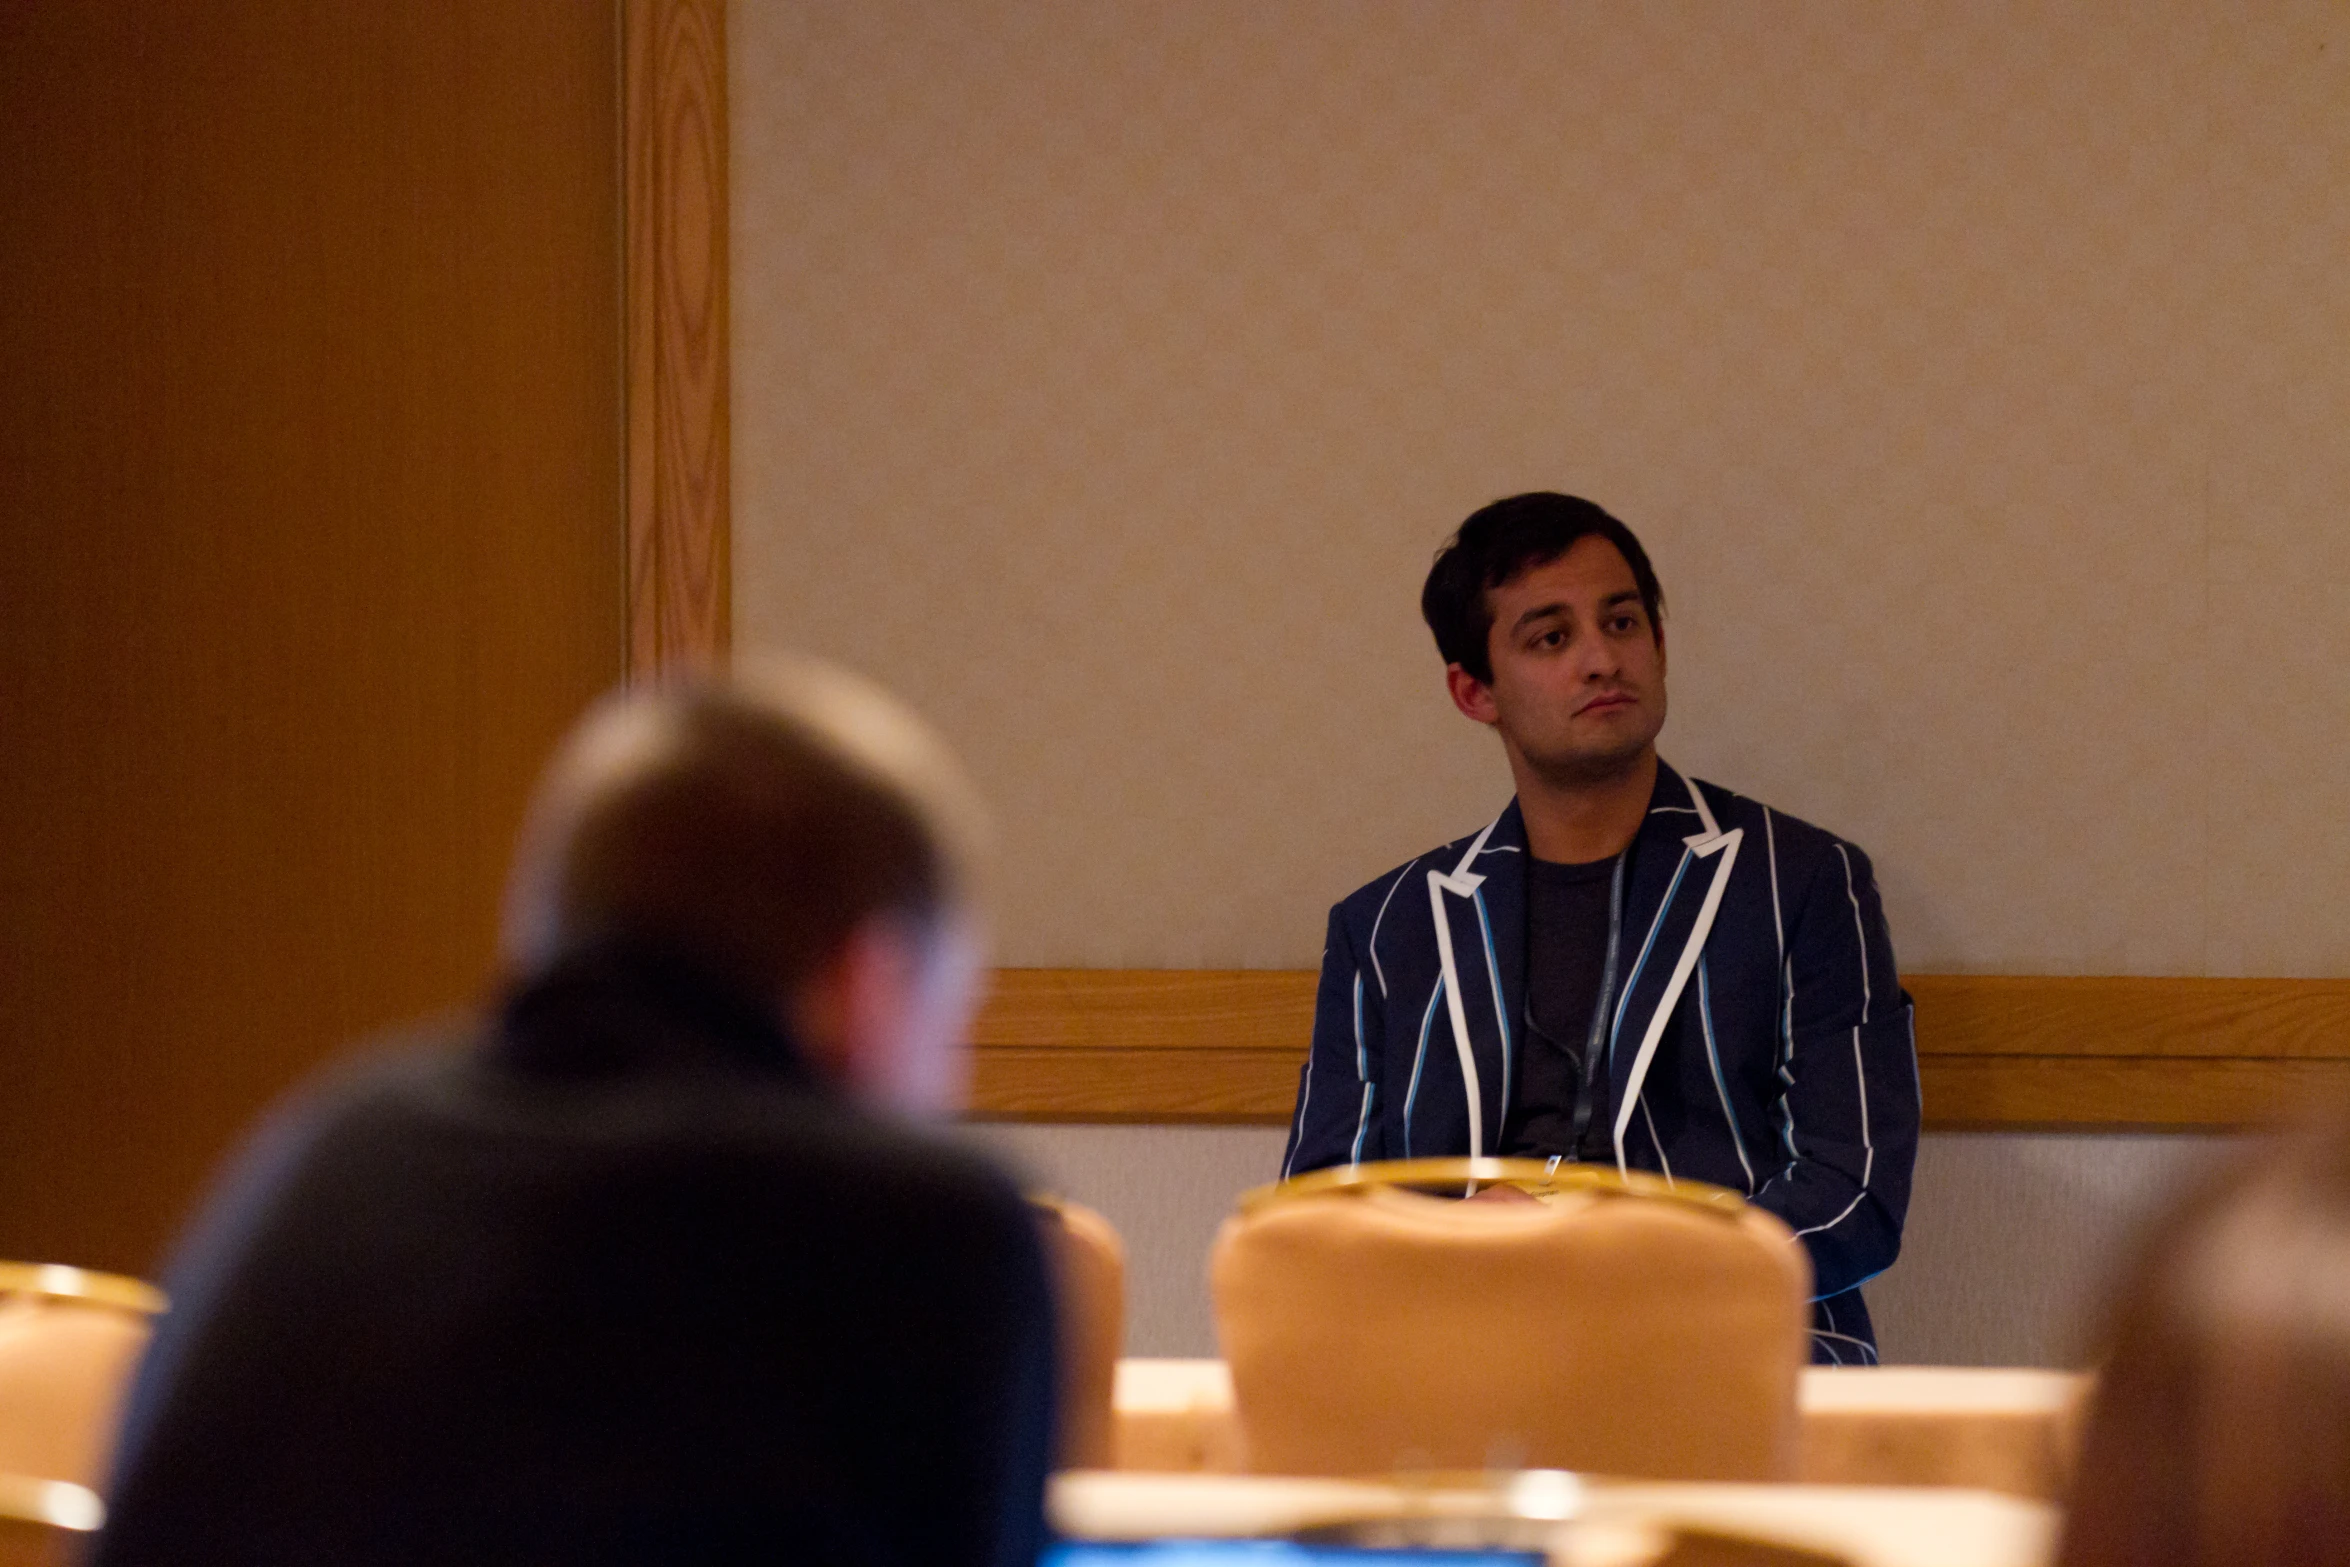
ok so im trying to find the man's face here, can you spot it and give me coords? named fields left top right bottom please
left=795, top=908, right=985, bottom=1121
left=1444, top=534, right=1667, bottom=786
left=884, top=910, right=986, bottom=1119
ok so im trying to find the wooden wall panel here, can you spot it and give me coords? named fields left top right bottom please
left=624, top=0, right=731, bottom=677
left=967, top=970, right=2350, bottom=1129
left=0, top=1, right=625, bottom=1273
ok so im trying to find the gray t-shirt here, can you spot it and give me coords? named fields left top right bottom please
left=1499, top=852, right=1618, bottom=1160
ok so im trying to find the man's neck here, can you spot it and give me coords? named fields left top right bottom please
left=1509, top=747, right=1658, bottom=864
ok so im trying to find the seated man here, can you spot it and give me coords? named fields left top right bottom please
left=97, top=663, right=1055, bottom=1566
left=1282, top=493, right=1920, bottom=1364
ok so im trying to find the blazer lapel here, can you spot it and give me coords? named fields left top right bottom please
left=1421, top=802, right=1527, bottom=1159
left=1604, top=763, right=1743, bottom=1175
left=1482, top=805, right=1527, bottom=1123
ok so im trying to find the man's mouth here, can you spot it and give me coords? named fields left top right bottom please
left=1577, top=692, right=1637, bottom=716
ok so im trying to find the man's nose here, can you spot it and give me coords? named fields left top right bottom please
left=1575, top=630, right=1624, bottom=679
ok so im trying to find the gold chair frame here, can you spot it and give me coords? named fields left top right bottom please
left=0, top=1472, right=104, bottom=1533
left=1237, top=1157, right=1748, bottom=1219
left=0, top=1263, right=167, bottom=1317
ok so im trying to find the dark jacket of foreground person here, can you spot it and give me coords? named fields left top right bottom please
left=95, top=944, right=1058, bottom=1567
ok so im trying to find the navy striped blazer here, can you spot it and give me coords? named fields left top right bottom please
left=1280, top=761, right=1919, bottom=1364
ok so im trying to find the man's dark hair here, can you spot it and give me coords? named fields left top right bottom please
left=1420, top=492, right=1665, bottom=684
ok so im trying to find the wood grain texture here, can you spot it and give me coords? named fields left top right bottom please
left=624, top=0, right=730, bottom=678
left=967, top=970, right=2350, bottom=1129
left=1917, top=1057, right=2350, bottom=1130
left=0, top=0, right=625, bottom=1272
left=1904, top=974, right=2350, bottom=1058
left=972, top=969, right=1319, bottom=1052
left=973, top=1049, right=1300, bottom=1122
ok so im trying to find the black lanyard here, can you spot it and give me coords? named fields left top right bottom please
left=1568, top=850, right=1627, bottom=1160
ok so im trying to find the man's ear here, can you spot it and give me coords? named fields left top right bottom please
left=1445, top=663, right=1500, bottom=726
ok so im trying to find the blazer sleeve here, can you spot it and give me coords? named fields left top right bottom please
left=1280, top=902, right=1383, bottom=1178
left=1747, top=839, right=1920, bottom=1299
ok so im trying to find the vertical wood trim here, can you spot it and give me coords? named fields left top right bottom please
left=623, top=0, right=730, bottom=678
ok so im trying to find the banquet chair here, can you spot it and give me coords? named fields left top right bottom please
left=1033, top=1197, right=1126, bottom=1469
left=0, top=1473, right=104, bottom=1567
left=1210, top=1160, right=1809, bottom=1480
left=0, top=1264, right=167, bottom=1490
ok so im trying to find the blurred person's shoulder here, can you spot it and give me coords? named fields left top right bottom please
left=341, top=1010, right=1036, bottom=1231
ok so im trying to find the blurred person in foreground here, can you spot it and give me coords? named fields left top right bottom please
left=96, top=662, right=1055, bottom=1567
left=2060, top=1122, right=2350, bottom=1567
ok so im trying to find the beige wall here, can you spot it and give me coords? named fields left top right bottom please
left=733, top=0, right=2349, bottom=977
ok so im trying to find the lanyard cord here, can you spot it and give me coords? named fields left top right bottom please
left=1568, top=850, right=1628, bottom=1159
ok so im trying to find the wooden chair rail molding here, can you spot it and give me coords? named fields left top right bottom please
left=967, top=970, right=2350, bottom=1130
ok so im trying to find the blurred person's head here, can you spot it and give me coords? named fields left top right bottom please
left=499, top=657, right=992, bottom=1119
left=2061, top=1123, right=2350, bottom=1567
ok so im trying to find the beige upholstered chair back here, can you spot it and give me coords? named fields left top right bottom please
left=1033, top=1198, right=1126, bottom=1469
left=0, top=1265, right=166, bottom=1491
left=1210, top=1180, right=1810, bottom=1480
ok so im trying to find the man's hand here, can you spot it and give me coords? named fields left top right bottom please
left=1465, top=1183, right=1539, bottom=1204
